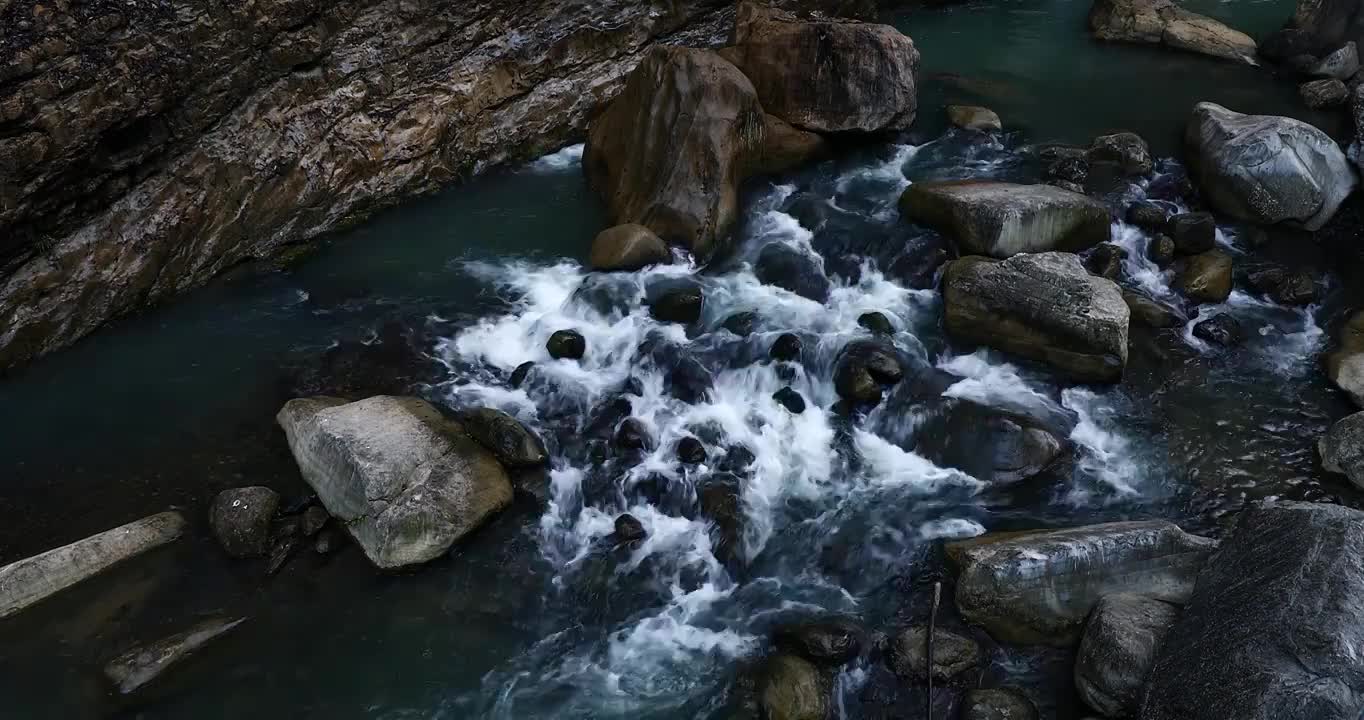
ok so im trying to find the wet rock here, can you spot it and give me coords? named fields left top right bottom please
left=1310, top=41, right=1360, bottom=80
left=700, top=477, right=744, bottom=570
left=900, top=181, right=1111, bottom=258
left=961, top=688, right=1039, bottom=720
left=1185, top=102, right=1356, bottom=230
left=584, top=46, right=767, bottom=259
left=300, top=505, right=330, bottom=537
left=1075, top=593, right=1179, bottom=718
left=314, top=529, right=339, bottom=555
left=1301, top=77, right=1350, bottom=108
left=461, top=407, right=549, bottom=468
left=1147, top=234, right=1176, bottom=267
left=1193, top=313, right=1242, bottom=346
left=1088, top=0, right=1259, bottom=64
left=0, top=511, right=186, bottom=621
left=1167, top=212, right=1216, bottom=255
left=646, top=279, right=705, bottom=325
left=546, top=330, right=586, bottom=360
left=759, top=653, right=830, bottom=720
left=888, top=626, right=983, bottom=682
left=834, top=339, right=905, bottom=405
left=915, top=399, right=1066, bottom=484
left=722, top=311, right=758, bottom=336
left=614, top=418, right=653, bottom=453
left=1246, top=266, right=1317, bottom=305
left=858, top=312, right=895, bottom=335
left=755, top=243, right=831, bottom=302
left=276, top=396, right=513, bottom=568
left=770, top=333, right=804, bottom=363
left=1089, top=131, right=1154, bottom=175
left=947, top=105, right=1003, bottom=132
left=613, top=513, right=647, bottom=544
left=755, top=113, right=830, bottom=175
left=727, top=2, right=920, bottom=133
left=1049, top=179, right=1086, bottom=194
left=571, top=272, right=639, bottom=318
left=104, top=617, right=246, bottom=695
left=1142, top=502, right=1364, bottom=720
left=588, top=224, right=671, bottom=272
left=1177, top=250, right=1233, bottom=303
left=1046, top=155, right=1091, bottom=186
left=773, top=386, right=808, bottom=414
left=946, top=521, right=1216, bottom=645
left=1320, top=411, right=1364, bottom=487
left=667, top=355, right=715, bottom=404
left=1326, top=310, right=1364, bottom=407
left=586, top=397, right=634, bottom=441
left=774, top=618, right=864, bottom=666
left=943, top=253, right=1129, bottom=383
left=1084, top=243, right=1127, bottom=280
left=266, top=521, right=301, bottom=576
left=1126, top=202, right=1169, bottom=230
left=676, top=436, right=707, bottom=464
left=509, top=361, right=534, bottom=388
left=1123, top=291, right=1182, bottom=328
left=209, top=487, right=280, bottom=559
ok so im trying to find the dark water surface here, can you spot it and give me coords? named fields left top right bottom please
left=2, top=0, right=1360, bottom=718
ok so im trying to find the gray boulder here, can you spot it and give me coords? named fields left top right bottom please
left=946, top=521, right=1215, bottom=645
left=209, top=486, right=280, bottom=559
left=1075, top=593, right=1179, bottom=717
left=460, top=407, right=549, bottom=469
left=1089, top=131, right=1154, bottom=175
left=105, top=617, right=246, bottom=695
left=942, top=252, right=1129, bottom=383
left=1185, top=102, right=1356, bottom=230
left=948, top=105, right=1003, bottom=132
left=1310, top=41, right=1360, bottom=79
left=914, top=399, right=1067, bottom=485
left=1319, top=411, right=1364, bottom=488
left=588, top=224, right=671, bottom=272
left=276, top=396, right=514, bottom=569
left=888, top=625, right=983, bottom=682
left=1088, top=0, right=1259, bottom=64
left=900, top=181, right=1111, bottom=258
left=962, top=688, right=1039, bottom=720
left=760, top=653, right=830, bottom=720
left=1302, top=78, right=1350, bottom=108
left=1141, top=502, right=1364, bottom=720
left=1326, top=310, right=1364, bottom=407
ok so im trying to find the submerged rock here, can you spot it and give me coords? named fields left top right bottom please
left=962, top=688, right=1039, bottom=720
left=1177, top=250, right=1233, bottom=304
left=104, top=617, right=246, bottom=695
left=614, top=418, right=653, bottom=453
left=588, top=224, right=671, bottom=272
left=1075, top=593, right=1179, bottom=718
left=774, top=618, right=864, bottom=667
left=613, top=514, right=647, bottom=544
left=700, top=477, right=744, bottom=571
left=760, top=653, right=830, bottom=720
left=667, top=355, right=715, bottom=404
left=276, top=396, right=513, bottom=568
left=770, top=333, right=804, bottom=363
left=1142, top=502, right=1364, bottom=720
left=1319, top=411, right=1364, bottom=488
left=833, top=339, right=905, bottom=405
left=1167, top=212, right=1216, bottom=255
left=948, top=105, right=1003, bottom=132
left=1301, top=77, right=1350, bottom=108
left=947, top=521, right=1215, bottom=645
left=722, top=311, right=759, bottom=337
left=1089, top=131, right=1154, bottom=175
left=547, top=330, right=586, bottom=360
left=900, top=181, right=1111, bottom=258
left=676, top=436, right=706, bottom=464
left=1192, top=313, right=1242, bottom=346
left=509, top=362, right=534, bottom=389
left=1326, top=310, right=1364, bottom=407
left=727, top=2, right=920, bottom=133
left=209, top=487, right=280, bottom=559
left=460, top=407, right=549, bottom=468
left=755, top=243, right=831, bottom=302
left=942, top=253, right=1129, bottom=383
left=0, top=511, right=186, bottom=621
left=888, top=626, right=983, bottom=682
left=1185, top=102, right=1356, bottom=230
left=1088, top=0, right=1259, bottom=64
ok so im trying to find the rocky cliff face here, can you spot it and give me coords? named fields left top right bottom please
left=0, top=0, right=737, bottom=371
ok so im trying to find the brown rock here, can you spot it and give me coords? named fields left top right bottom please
left=588, top=224, right=671, bottom=272
left=1177, top=250, right=1233, bottom=303
left=947, top=105, right=1003, bottom=132
left=1089, top=0, right=1259, bottom=64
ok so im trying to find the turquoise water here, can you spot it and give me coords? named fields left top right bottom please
left=1, top=1, right=1358, bottom=718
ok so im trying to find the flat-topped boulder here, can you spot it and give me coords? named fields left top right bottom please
left=1142, top=502, right=1364, bottom=720
left=900, top=181, right=1111, bottom=258
left=1185, top=102, right=1356, bottom=231
left=942, top=253, right=1129, bottom=383
left=947, top=521, right=1214, bottom=645
left=1088, top=0, right=1258, bottom=64
left=277, top=396, right=513, bottom=569
left=725, top=2, right=920, bottom=133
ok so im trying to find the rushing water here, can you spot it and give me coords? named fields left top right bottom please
left=1, top=0, right=1361, bottom=718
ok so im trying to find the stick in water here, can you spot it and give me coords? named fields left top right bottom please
left=927, top=581, right=942, bottom=720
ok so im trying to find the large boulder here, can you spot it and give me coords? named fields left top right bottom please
left=942, top=253, right=1129, bottom=383
left=1185, top=102, right=1356, bottom=231
left=1075, top=593, right=1179, bottom=718
left=725, top=2, right=920, bottom=133
left=1319, top=411, right=1364, bottom=488
left=276, top=396, right=514, bottom=569
left=1088, top=0, right=1259, bottom=64
left=1326, top=310, right=1364, bottom=407
left=760, top=653, right=830, bottom=720
left=900, top=181, right=1111, bottom=258
left=1089, top=131, right=1154, bottom=175
left=946, top=521, right=1215, bottom=645
left=1262, top=0, right=1364, bottom=59
left=1141, top=502, right=1364, bottom=720
left=208, top=487, right=280, bottom=559
left=588, top=224, right=672, bottom=272
left=583, top=47, right=768, bottom=259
